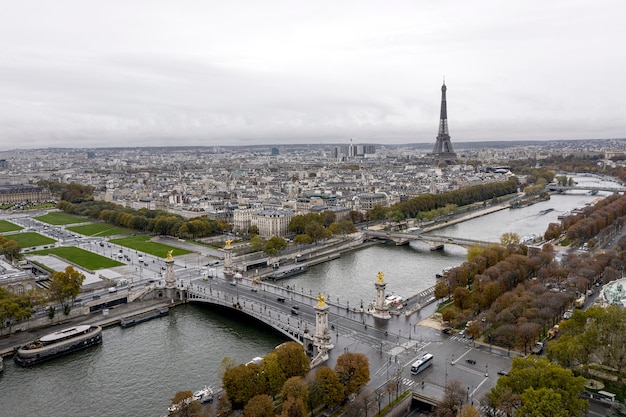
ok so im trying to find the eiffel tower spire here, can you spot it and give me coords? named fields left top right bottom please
left=432, top=80, right=457, bottom=165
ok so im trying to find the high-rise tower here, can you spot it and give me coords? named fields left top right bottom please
left=432, top=81, right=457, bottom=165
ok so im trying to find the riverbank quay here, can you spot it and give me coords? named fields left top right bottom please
left=421, top=203, right=510, bottom=233
left=0, top=298, right=176, bottom=358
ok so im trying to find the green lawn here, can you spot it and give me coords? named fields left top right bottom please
left=110, top=235, right=192, bottom=258
left=9, top=232, right=56, bottom=248
left=35, top=212, right=88, bottom=225
left=67, top=223, right=134, bottom=237
left=0, top=220, right=23, bottom=233
left=30, top=246, right=124, bottom=270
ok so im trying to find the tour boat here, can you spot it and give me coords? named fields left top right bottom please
left=14, top=325, right=102, bottom=367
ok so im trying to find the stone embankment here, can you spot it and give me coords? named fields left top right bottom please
left=0, top=298, right=176, bottom=357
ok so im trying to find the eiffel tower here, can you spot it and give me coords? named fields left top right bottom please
left=432, top=81, right=457, bottom=165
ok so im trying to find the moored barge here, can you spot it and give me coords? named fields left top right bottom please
left=14, top=325, right=102, bottom=367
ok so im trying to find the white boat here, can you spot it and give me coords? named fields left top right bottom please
left=193, top=386, right=214, bottom=403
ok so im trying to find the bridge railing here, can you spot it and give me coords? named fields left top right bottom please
left=186, top=286, right=308, bottom=344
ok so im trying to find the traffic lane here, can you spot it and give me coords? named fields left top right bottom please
left=413, top=339, right=512, bottom=399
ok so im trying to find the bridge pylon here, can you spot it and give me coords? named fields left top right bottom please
left=163, top=251, right=181, bottom=300
left=372, top=272, right=390, bottom=319
left=306, top=294, right=334, bottom=367
left=223, top=240, right=234, bottom=277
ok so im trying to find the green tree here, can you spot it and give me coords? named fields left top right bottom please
left=334, top=352, right=370, bottom=396
left=487, top=357, right=587, bottom=417
left=368, top=204, right=387, bottom=220
left=242, top=394, right=274, bottom=417
left=305, top=222, right=327, bottom=243
left=548, top=306, right=626, bottom=373
left=337, top=219, right=357, bottom=234
left=264, top=237, right=288, bottom=256
left=293, top=234, right=312, bottom=245
left=249, top=235, right=265, bottom=252
left=49, top=266, right=85, bottom=307
left=517, top=387, right=569, bottom=417
left=388, top=210, right=404, bottom=223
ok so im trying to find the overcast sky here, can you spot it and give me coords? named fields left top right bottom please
left=1, top=1, right=624, bottom=149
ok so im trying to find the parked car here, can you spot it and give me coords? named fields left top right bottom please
left=465, top=359, right=476, bottom=365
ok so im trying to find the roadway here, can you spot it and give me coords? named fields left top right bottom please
left=185, top=271, right=515, bottom=407
left=5, top=212, right=514, bottom=408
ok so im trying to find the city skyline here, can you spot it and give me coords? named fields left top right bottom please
left=1, top=0, right=624, bottom=150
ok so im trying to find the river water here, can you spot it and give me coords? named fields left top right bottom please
left=0, top=182, right=614, bottom=417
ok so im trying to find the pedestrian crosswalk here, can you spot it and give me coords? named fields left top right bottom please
left=400, top=377, right=414, bottom=388
left=477, top=405, right=507, bottom=417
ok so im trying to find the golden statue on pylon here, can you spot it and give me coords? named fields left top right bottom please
left=316, top=293, right=327, bottom=307
left=166, top=250, right=173, bottom=261
left=377, top=271, right=384, bottom=283
left=225, top=240, right=233, bottom=249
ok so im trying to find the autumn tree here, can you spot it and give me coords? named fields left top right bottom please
left=0, top=236, right=22, bottom=263
left=222, top=363, right=269, bottom=410
left=310, top=366, right=344, bottom=409
left=279, top=397, right=307, bottom=417
left=435, top=380, right=467, bottom=417
left=305, top=222, right=327, bottom=243
left=334, top=352, right=370, bottom=396
left=262, top=352, right=286, bottom=397
left=274, top=341, right=310, bottom=378
left=0, top=288, right=33, bottom=333
left=242, top=394, right=274, bottom=417
left=434, top=280, right=450, bottom=301
left=458, top=404, right=481, bottom=417
left=169, top=391, right=201, bottom=417
left=49, top=266, right=85, bottom=309
left=281, top=376, right=309, bottom=410
left=500, top=232, right=520, bottom=246
left=453, top=287, right=471, bottom=310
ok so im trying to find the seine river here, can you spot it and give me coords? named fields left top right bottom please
left=0, top=181, right=614, bottom=417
